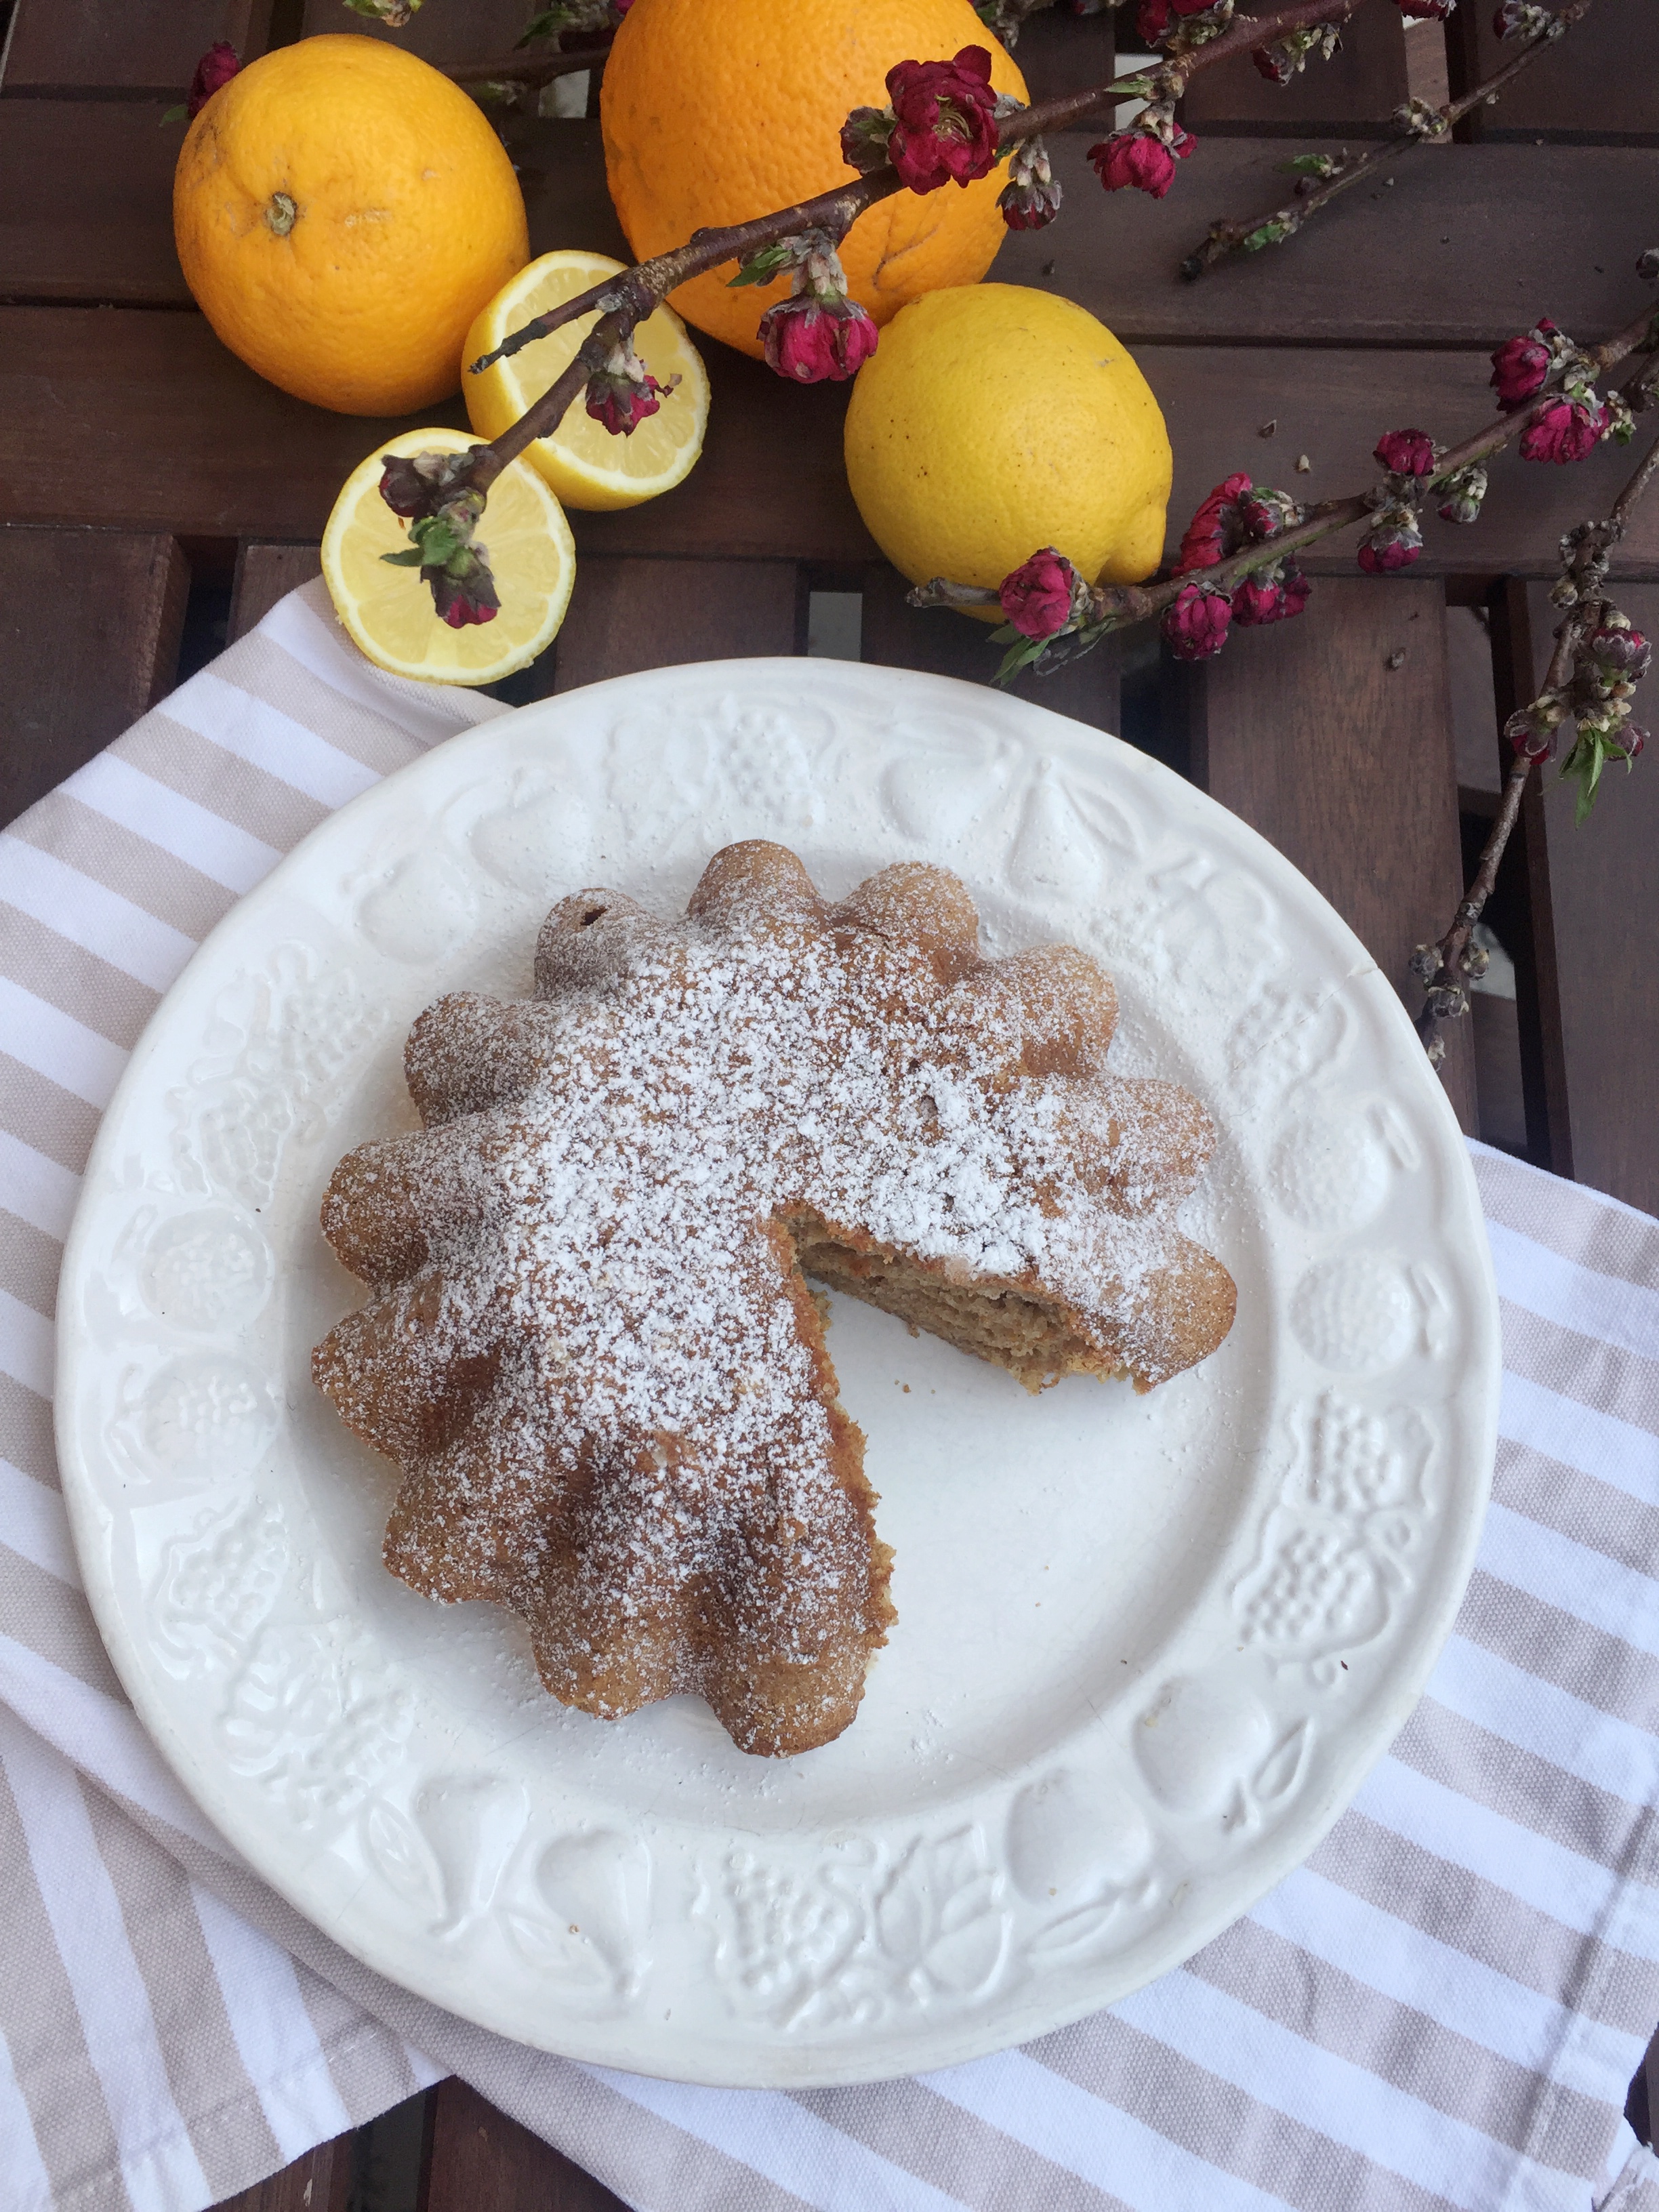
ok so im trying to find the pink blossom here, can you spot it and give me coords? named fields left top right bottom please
left=1231, top=562, right=1311, bottom=625
left=1174, top=473, right=1252, bottom=575
left=999, top=549, right=1081, bottom=640
left=1586, top=622, right=1652, bottom=678
left=885, top=47, right=1000, bottom=192
left=758, top=296, right=878, bottom=384
left=1088, top=125, right=1194, bottom=200
left=186, top=41, right=240, bottom=118
left=1374, top=428, right=1437, bottom=476
left=1490, top=319, right=1557, bottom=411
left=431, top=567, right=499, bottom=630
left=1519, top=394, right=1605, bottom=463
left=1162, top=582, right=1231, bottom=660
left=585, top=371, right=665, bottom=436
left=1357, top=520, right=1423, bottom=573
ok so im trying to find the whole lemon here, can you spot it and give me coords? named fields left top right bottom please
left=844, top=286, right=1172, bottom=607
left=601, top=0, right=1025, bottom=361
left=174, top=36, right=529, bottom=416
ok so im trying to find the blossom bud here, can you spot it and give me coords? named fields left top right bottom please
left=1138, top=0, right=1217, bottom=42
left=759, top=295, right=878, bottom=384
left=186, top=41, right=241, bottom=117
left=1586, top=619, right=1652, bottom=678
left=1252, top=43, right=1295, bottom=82
left=1373, top=427, right=1437, bottom=477
left=1174, top=472, right=1253, bottom=574
left=1357, top=515, right=1424, bottom=573
left=840, top=105, right=896, bottom=174
left=431, top=563, right=499, bottom=630
left=1231, top=560, right=1311, bottom=625
left=1519, top=393, right=1605, bottom=464
left=1489, top=320, right=1557, bottom=411
left=1626, top=724, right=1649, bottom=759
left=1000, top=137, right=1063, bottom=230
left=1504, top=697, right=1564, bottom=759
left=1088, top=124, right=1195, bottom=201
left=885, top=47, right=1000, bottom=192
left=1162, top=582, right=1232, bottom=660
left=999, top=549, right=1086, bottom=640
left=1436, top=464, right=1488, bottom=525
left=1640, top=247, right=1659, bottom=284
left=586, top=365, right=665, bottom=436
left=1492, top=0, right=1547, bottom=33
left=1238, top=486, right=1300, bottom=541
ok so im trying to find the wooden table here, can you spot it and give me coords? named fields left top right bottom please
left=3, top=2, right=1656, bottom=2205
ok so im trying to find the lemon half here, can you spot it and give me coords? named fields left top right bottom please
left=464, top=250, right=710, bottom=512
left=321, top=427, right=575, bottom=687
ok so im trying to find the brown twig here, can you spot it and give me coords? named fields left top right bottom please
left=1413, top=423, right=1659, bottom=1059
left=1181, top=0, right=1595, bottom=279
left=463, top=0, right=1370, bottom=387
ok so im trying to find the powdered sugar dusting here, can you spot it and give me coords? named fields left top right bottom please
left=313, top=847, right=1234, bottom=1755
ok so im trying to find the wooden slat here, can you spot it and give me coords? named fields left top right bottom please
left=552, top=554, right=801, bottom=692
left=7, top=102, right=1656, bottom=354
left=298, top=3, right=535, bottom=65
left=1006, top=6, right=1113, bottom=104
left=1183, top=0, right=1408, bottom=134
left=207, top=2128, right=352, bottom=2212
left=11, top=307, right=1659, bottom=581
left=0, top=102, right=184, bottom=302
left=0, top=526, right=188, bottom=826
left=1451, top=0, right=1659, bottom=144
left=421, top=2078, right=628, bottom=2212
left=1491, top=578, right=1659, bottom=1210
left=2, top=0, right=270, bottom=95
left=229, top=540, right=321, bottom=638
left=861, top=560, right=1124, bottom=735
left=996, top=138, right=1659, bottom=349
left=1187, top=575, right=1479, bottom=1129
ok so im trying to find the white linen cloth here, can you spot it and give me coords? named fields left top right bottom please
left=2, top=579, right=1658, bottom=2212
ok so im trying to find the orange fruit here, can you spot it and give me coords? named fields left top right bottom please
left=173, top=35, right=529, bottom=415
left=600, top=0, right=1027, bottom=361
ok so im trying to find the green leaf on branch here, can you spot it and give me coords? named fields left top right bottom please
left=728, top=243, right=799, bottom=289
left=380, top=548, right=425, bottom=568
left=987, top=622, right=1021, bottom=644
left=159, top=104, right=188, bottom=125
left=1242, top=218, right=1294, bottom=253
left=1279, top=152, right=1340, bottom=178
left=994, top=634, right=1052, bottom=684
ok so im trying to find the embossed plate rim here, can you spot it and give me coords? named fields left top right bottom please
left=56, top=657, right=1500, bottom=2085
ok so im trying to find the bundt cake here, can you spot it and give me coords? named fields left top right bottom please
left=312, top=842, right=1235, bottom=1757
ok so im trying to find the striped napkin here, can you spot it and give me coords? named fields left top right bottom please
left=3, top=579, right=1658, bottom=2212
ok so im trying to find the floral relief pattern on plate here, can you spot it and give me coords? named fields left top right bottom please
left=695, top=1826, right=1010, bottom=2032
left=167, top=941, right=384, bottom=1210
left=1233, top=1392, right=1434, bottom=1685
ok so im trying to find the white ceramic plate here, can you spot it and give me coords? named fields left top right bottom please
left=56, top=659, right=1498, bottom=2087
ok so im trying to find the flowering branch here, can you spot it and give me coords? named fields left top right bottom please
left=1181, top=0, right=1595, bottom=279
left=371, top=0, right=1380, bottom=609
left=909, top=279, right=1659, bottom=682
left=1412, top=419, right=1658, bottom=1061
